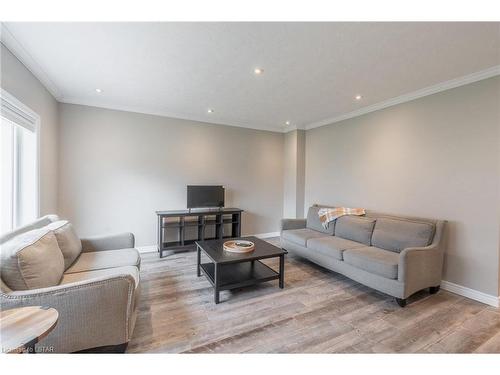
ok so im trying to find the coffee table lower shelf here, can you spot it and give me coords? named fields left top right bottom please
left=200, top=261, right=279, bottom=292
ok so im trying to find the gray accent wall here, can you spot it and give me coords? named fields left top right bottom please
left=283, top=130, right=306, bottom=218
left=1, top=43, right=59, bottom=215
left=58, top=104, right=284, bottom=246
left=296, top=130, right=306, bottom=218
left=305, top=77, right=500, bottom=296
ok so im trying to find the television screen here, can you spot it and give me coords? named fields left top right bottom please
left=187, top=185, right=225, bottom=209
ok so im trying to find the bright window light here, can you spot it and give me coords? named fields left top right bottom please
left=0, top=91, right=39, bottom=234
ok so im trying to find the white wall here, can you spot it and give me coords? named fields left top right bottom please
left=305, top=77, right=500, bottom=296
left=1, top=43, right=59, bottom=215
left=58, top=104, right=284, bottom=246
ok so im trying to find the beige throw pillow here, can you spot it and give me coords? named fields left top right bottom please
left=0, top=228, right=64, bottom=290
left=47, top=220, right=82, bottom=269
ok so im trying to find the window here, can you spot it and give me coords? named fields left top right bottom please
left=0, top=89, right=39, bottom=234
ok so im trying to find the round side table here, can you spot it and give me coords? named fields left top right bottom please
left=1, top=306, right=59, bottom=354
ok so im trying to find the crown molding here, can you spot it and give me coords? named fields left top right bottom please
left=63, top=65, right=499, bottom=134
left=306, top=65, right=500, bottom=130
left=282, top=121, right=306, bottom=133
left=2, top=21, right=498, bottom=134
left=0, top=23, right=62, bottom=100
left=58, top=97, right=287, bottom=133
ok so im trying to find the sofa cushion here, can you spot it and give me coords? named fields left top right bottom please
left=343, top=246, right=399, bottom=279
left=282, top=228, right=329, bottom=247
left=307, top=236, right=365, bottom=260
left=47, top=220, right=82, bottom=270
left=371, top=217, right=435, bottom=253
left=0, top=228, right=64, bottom=290
left=65, top=248, right=141, bottom=274
left=60, top=265, right=140, bottom=289
left=334, top=216, right=375, bottom=245
left=306, top=206, right=335, bottom=235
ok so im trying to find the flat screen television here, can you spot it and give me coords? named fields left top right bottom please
left=187, top=185, right=225, bottom=209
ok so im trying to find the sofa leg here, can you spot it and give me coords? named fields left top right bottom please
left=396, top=298, right=407, bottom=307
left=429, top=285, right=441, bottom=294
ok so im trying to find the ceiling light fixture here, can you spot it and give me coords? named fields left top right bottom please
left=285, top=121, right=290, bottom=126
left=95, top=88, right=102, bottom=93
left=254, top=68, right=264, bottom=75
left=207, top=108, right=214, bottom=113
left=355, top=95, right=362, bottom=100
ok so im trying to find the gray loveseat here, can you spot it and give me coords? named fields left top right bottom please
left=0, top=215, right=140, bottom=353
left=281, top=205, right=446, bottom=306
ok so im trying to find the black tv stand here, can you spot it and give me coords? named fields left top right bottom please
left=156, top=207, right=243, bottom=258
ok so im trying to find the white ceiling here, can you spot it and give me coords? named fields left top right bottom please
left=2, top=22, right=499, bottom=132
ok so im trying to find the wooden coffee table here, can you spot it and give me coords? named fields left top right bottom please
left=196, top=236, right=287, bottom=304
left=0, top=306, right=58, bottom=353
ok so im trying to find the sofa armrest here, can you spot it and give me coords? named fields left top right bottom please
left=81, top=232, right=135, bottom=252
left=398, top=244, right=444, bottom=295
left=398, top=220, right=446, bottom=296
left=280, top=218, right=306, bottom=232
left=1, top=273, right=137, bottom=353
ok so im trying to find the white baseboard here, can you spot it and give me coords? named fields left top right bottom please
left=136, top=231, right=281, bottom=254
left=136, top=245, right=158, bottom=254
left=252, top=231, right=280, bottom=239
left=441, top=280, right=499, bottom=308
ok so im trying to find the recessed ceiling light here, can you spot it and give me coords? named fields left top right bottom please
left=207, top=109, right=214, bottom=113
left=285, top=121, right=290, bottom=126
left=355, top=95, right=362, bottom=100
left=254, top=68, right=264, bottom=75
left=95, top=88, right=102, bottom=93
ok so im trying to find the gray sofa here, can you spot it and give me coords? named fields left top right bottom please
left=281, top=205, right=446, bottom=306
left=0, top=215, right=140, bottom=353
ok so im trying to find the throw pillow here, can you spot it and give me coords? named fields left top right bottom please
left=46, top=220, right=82, bottom=269
left=0, top=228, right=64, bottom=290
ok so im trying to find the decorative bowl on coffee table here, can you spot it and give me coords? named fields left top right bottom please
left=223, top=240, right=255, bottom=253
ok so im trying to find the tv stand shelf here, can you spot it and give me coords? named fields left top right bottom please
left=156, top=208, right=243, bottom=258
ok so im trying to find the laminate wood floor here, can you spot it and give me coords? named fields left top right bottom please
left=127, top=238, right=500, bottom=353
